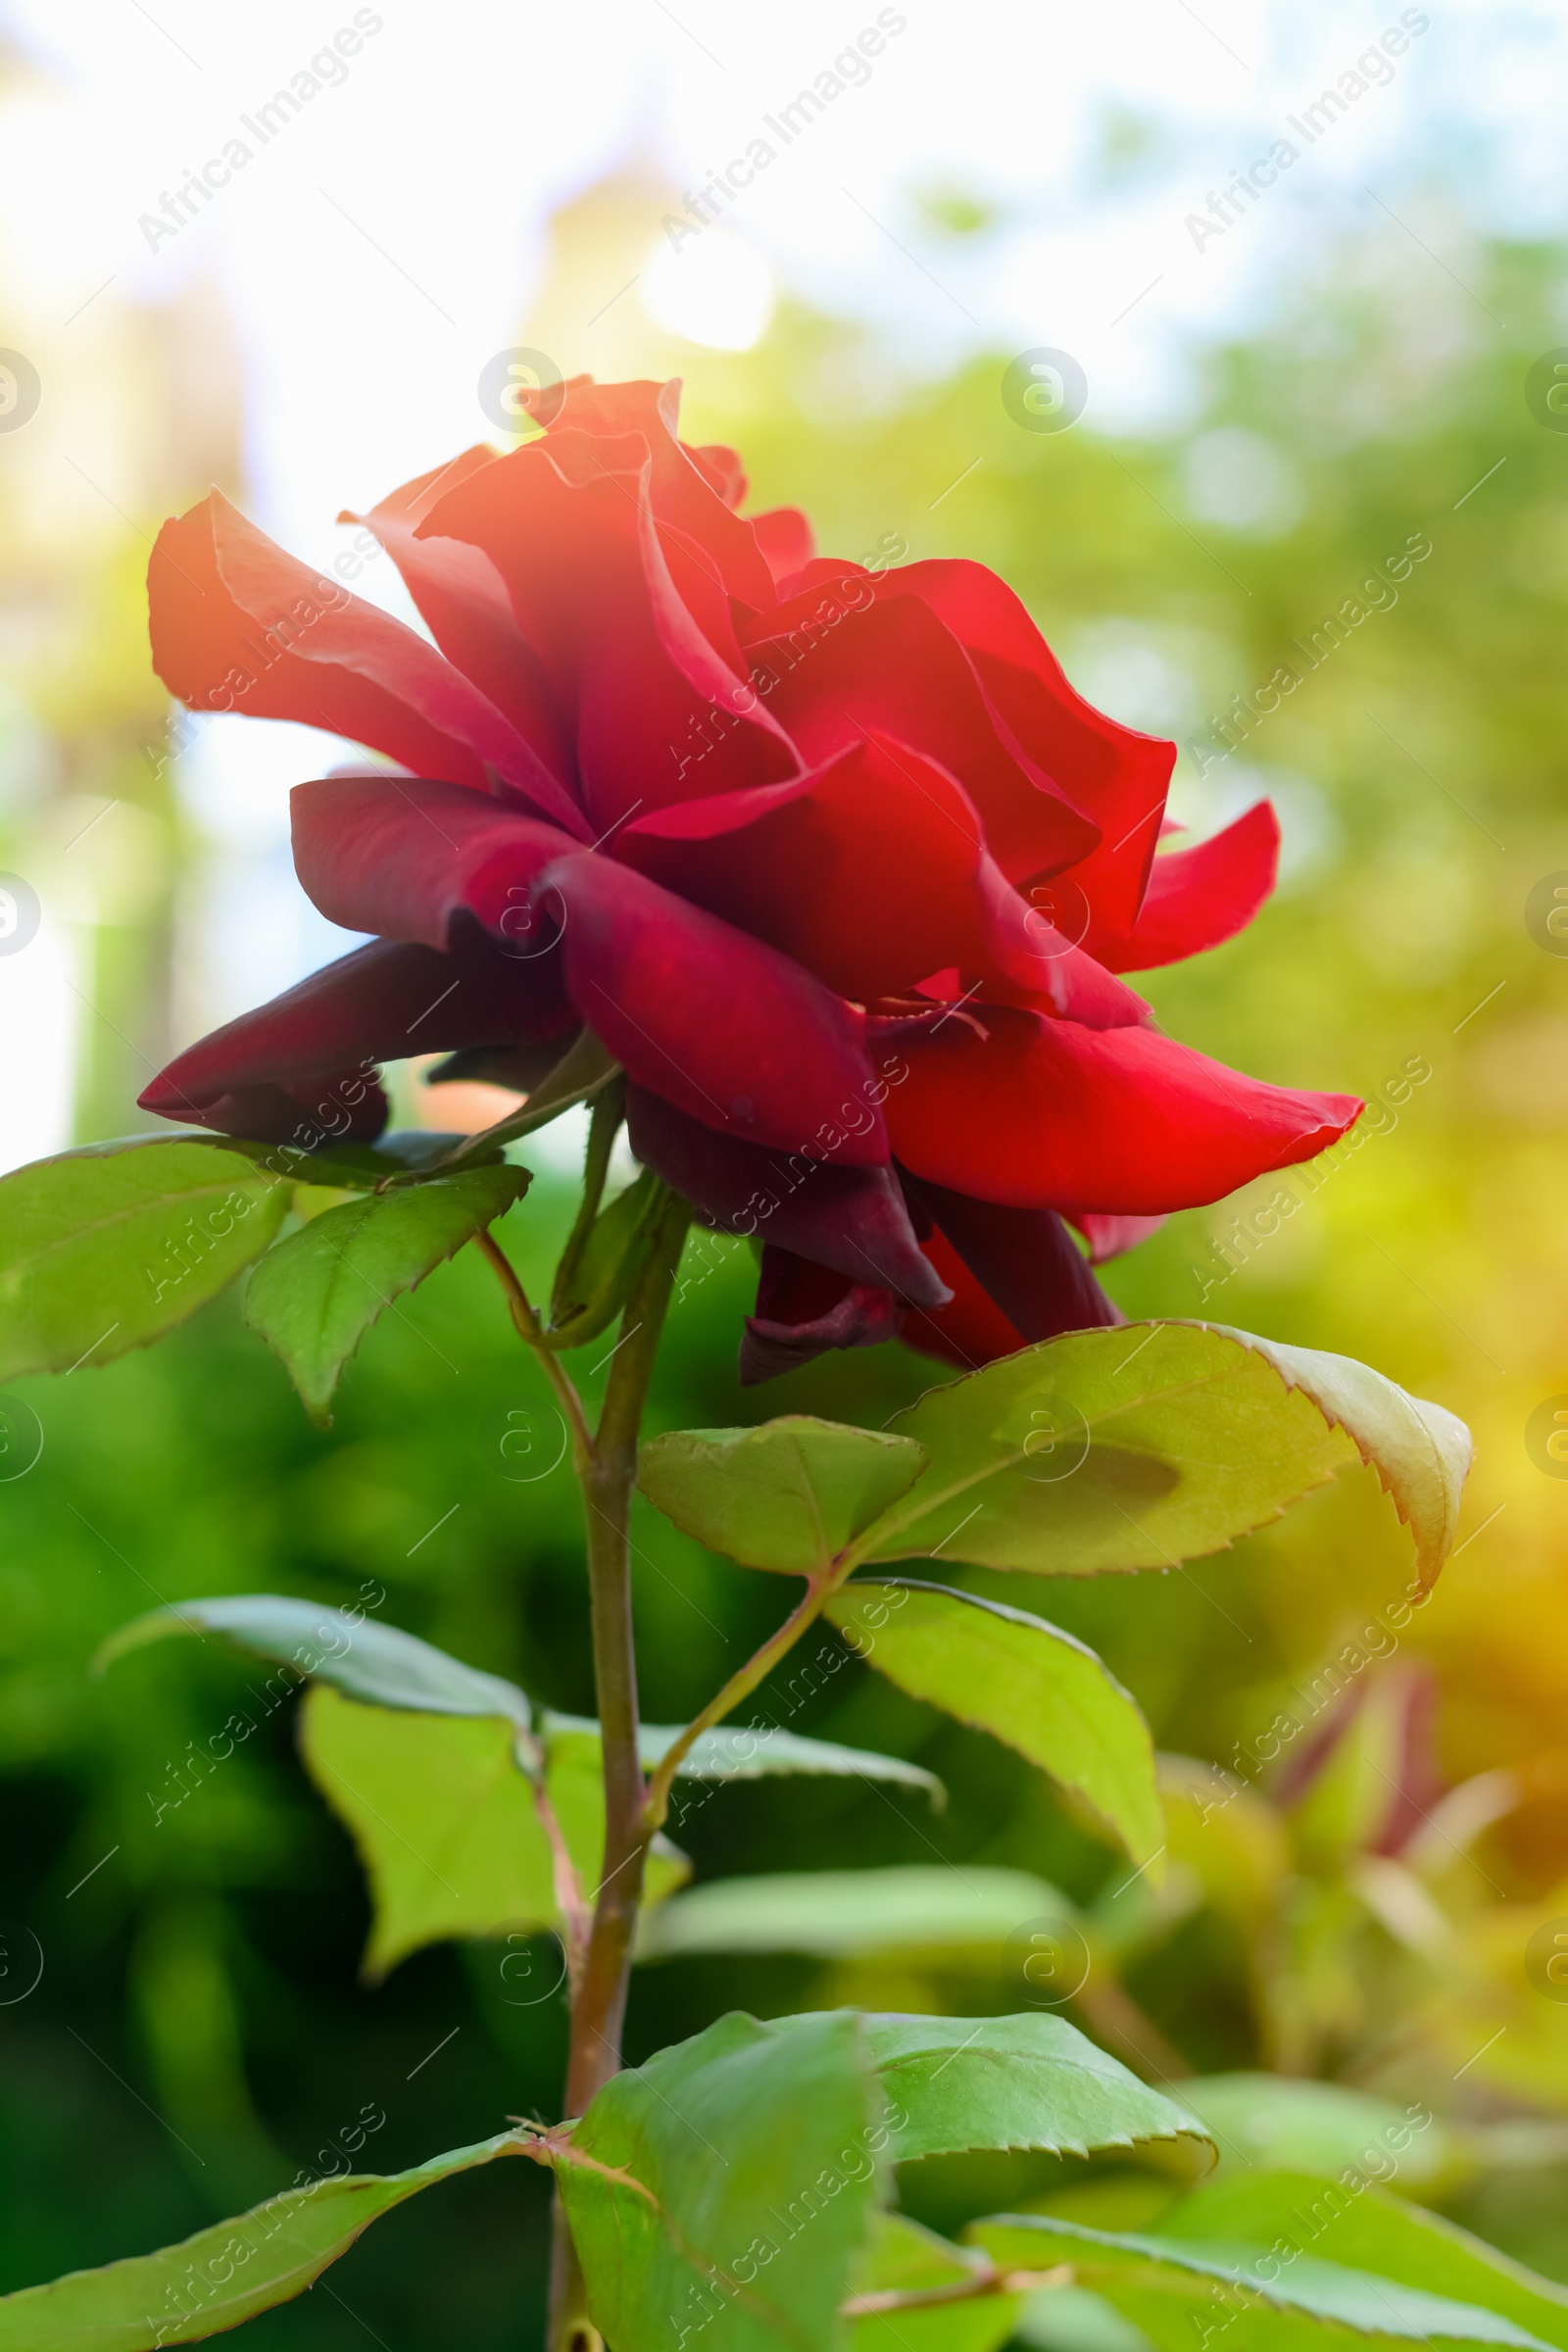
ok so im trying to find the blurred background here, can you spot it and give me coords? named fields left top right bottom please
left=3, top=0, right=1568, bottom=2338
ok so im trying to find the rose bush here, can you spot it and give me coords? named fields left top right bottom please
left=140, top=376, right=1357, bottom=1378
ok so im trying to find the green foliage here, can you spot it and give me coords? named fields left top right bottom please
left=862, top=1325, right=1464, bottom=1579
left=243, top=1165, right=530, bottom=1423
left=214, top=1129, right=507, bottom=1189
left=0, top=1139, right=288, bottom=1379
left=556, top=2009, right=880, bottom=2352
left=638, top=1865, right=1073, bottom=1962
left=635, top=1718, right=944, bottom=1800
left=1173, top=2079, right=1456, bottom=2195
left=298, top=1690, right=697, bottom=1980
left=6, top=234, right=1545, bottom=2346
left=1192, top=1327, right=1471, bottom=1592
left=99, top=1593, right=531, bottom=1719
left=832, top=2012, right=1209, bottom=2165
left=553, top=2011, right=1210, bottom=2350
left=1159, top=2175, right=1568, bottom=2351
left=826, top=1578, right=1161, bottom=1868
left=547, top=1164, right=664, bottom=1348
left=300, top=1689, right=565, bottom=1979
left=639, top=1414, right=928, bottom=1573
left=0, top=2131, right=523, bottom=2348
left=967, top=2215, right=1554, bottom=2349
left=847, top=2213, right=1023, bottom=2352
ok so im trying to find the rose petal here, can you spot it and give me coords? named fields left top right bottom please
left=625, top=1086, right=946, bottom=1303
left=740, top=583, right=1100, bottom=883
left=1071, top=1211, right=1169, bottom=1264
left=887, top=1003, right=1361, bottom=1212
left=890, top=558, right=1175, bottom=936
left=899, top=1231, right=1026, bottom=1371
left=739, top=1249, right=902, bottom=1385
left=290, top=775, right=579, bottom=948
left=545, top=377, right=775, bottom=604
left=688, top=441, right=749, bottom=509
left=166, top=1070, right=390, bottom=1148
left=617, top=728, right=1140, bottom=1028
left=343, top=450, right=578, bottom=797
left=751, top=507, right=816, bottom=591
left=417, top=430, right=793, bottom=832
left=540, top=851, right=886, bottom=1161
left=1082, top=801, right=1281, bottom=972
left=140, top=933, right=572, bottom=1120
left=148, top=491, right=580, bottom=831
left=904, top=1176, right=1124, bottom=1345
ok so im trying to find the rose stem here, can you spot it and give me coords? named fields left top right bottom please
left=545, top=1182, right=691, bottom=2352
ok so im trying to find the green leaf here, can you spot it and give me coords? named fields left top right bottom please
left=860, top=1324, right=1467, bottom=1582
left=639, top=1415, right=929, bottom=1575
left=300, top=1687, right=558, bottom=1980
left=825, top=1580, right=1159, bottom=1868
left=0, top=1139, right=289, bottom=1380
left=828, top=2014, right=1209, bottom=2167
left=103, top=1603, right=929, bottom=1972
left=548, top=1165, right=663, bottom=1349
left=638, top=1865, right=1073, bottom=1963
left=527, top=1717, right=692, bottom=1911
left=244, top=1163, right=529, bottom=1422
left=640, top=1719, right=944, bottom=1803
left=1193, top=1326, right=1471, bottom=1592
left=98, top=1594, right=531, bottom=1721
left=0, top=2130, right=521, bottom=2348
left=1172, top=2078, right=1455, bottom=2195
left=533, top=1712, right=944, bottom=1801
left=556, top=2009, right=881, bottom=2352
left=965, top=2218, right=1554, bottom=2351
left=847, top=2213, right=1023, bottom=2352
left=207, top=1127, right=509, bottom=1190
left=1158, top=2174, right=1568, bottom=2352
left=299, top=1690, right=688, bottom=1980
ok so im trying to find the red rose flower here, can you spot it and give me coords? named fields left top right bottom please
left=139, top=377, right=1358, bottom=1379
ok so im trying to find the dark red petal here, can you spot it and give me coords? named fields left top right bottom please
left=165, top=1070, right=389, bottom=1147
left=739, top=1249, right=902, bottom=1385
left=1081, top=801, right=1281, bottom=972
left=416, top=432, right=793, bottom=834
left=641, top=731, right=1144, bottom=1028
left=541, top=853, right=886, bottom=1163
left=887, top=1004, right=1362, bottom=1212
left=625, top=1086, right=947, bottom=1304
left=886, top=559, right=1175, bottom=935
left=751, top=507, right=816, bottom=590
left=546, top=378, right=774, bottom=604
left=342, top=451, right=577, bottom=792
left=290, top=776, right=579, bottom=947
left=140, top=933, right=573, bottom=1117
left=739, top=585, right=1100, bottom=883
left=148, top=492, right=583, bottom=834
left=898, top=1232, right=1025, bottom=1372
left=904, top=1177, right=1123, bottom=1345
left=618, top=728, right=1143, bottom=1026
left=1071, top=1211, right=1168, bottom=1264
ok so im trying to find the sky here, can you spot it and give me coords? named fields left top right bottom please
left=0, top=0, right=1564, bottom=1164
left=4, top=0, right=1564, bottom=544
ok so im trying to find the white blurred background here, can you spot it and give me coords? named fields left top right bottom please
left=0, top=0, right=1564, bottom=1168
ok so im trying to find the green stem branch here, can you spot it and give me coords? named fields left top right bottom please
left=547, top=1184, right=690, bottom=2352
left=474, top=1229, right=595, bottom=1476
left=642, top=1515, right=893, bottom=1834
left=641, top=1571, right=830, bottom=1834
